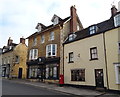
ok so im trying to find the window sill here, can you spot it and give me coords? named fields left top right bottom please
left=68, top=61, right=74, bottom=63
left=89, top=58, right=98, bottom=61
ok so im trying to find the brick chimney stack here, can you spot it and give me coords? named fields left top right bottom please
left=111, top=5, right=117, bottom=16
left=70, top=5, right=77, bottom=33
left=20, top=37, right=25, bottom=44
left=7, top=37, right=13, bottom=46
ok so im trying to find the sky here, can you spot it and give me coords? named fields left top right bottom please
left=0, top=0, right=120, bottom=47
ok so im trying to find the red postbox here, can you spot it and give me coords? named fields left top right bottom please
left=59, top=74, right=64, bottom=85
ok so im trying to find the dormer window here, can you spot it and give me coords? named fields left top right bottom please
left=69, top=33, right=76, bottom=41
left=89, top=25, right=97, bottom=35
left=38, top=25, right=41, bottom=32
left=53, top=17, right=59, bottom=25
left=114, top=13, right=120, bottom=27
left=51, top=15, right=61, bottom=25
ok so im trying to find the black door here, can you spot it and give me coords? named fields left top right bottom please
left=18, top=68, right=22, bottom=79
left=95, top=69, right=104, bottom=88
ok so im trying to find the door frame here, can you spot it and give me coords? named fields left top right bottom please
left=18, top=68, right=23, bottom=79
left=95, top=69, right=104, bottom=88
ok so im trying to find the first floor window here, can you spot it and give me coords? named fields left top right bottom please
left=71, top=69, right=85, bottom=81
left=29, top=49, right=38, bottom=60
left=90, top=47, right=98, bottom=60
left=46, top=44, right=57, bottom=57
left=69, top=52, right=74, bottom=63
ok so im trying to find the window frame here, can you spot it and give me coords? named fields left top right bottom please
left=114, top=14, right=120, bottom=27
left=29, top=49, right=38, bottom=60
left=90, top=47, right=98, bottom=60
left=46, top=44, right=57, bottom=57
left=33, top=37, right=37, bottom=46
left=41, top=35, right=45, bottom=44
left=15, top=56, right=19, bottom=63
left=89, top=26, right=97, bottom=35
left=50, top=32, right=54, bottom=40
left=71, top=69, right=85, bottom=81
left=69, top=52, right=74, bottom=63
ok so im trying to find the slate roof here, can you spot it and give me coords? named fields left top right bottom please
left=27, top=16, right=70, bottom=39
left=64, top=16, right=117, bottom=44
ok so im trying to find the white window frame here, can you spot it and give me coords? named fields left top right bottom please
left=115, top=64, right=120, bottom=84
left=89, top=26, right=97, bottom=35
left=33, top=37, right=37, bottom=46
left=50, top=32, right=54, bottom=40
left=46, top=44, right=57, bottom=57
left=114, top=14, right=120, bottom=27
left=29, top=49, right=38, bottom=60
left=38, top=25, right=41, bottom=32
left=41, top=35, right=45, bottom=43
left=53, top=17, right=59, bottom=25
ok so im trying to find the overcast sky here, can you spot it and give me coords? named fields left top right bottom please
left=0, top=0, right=120, bottom=47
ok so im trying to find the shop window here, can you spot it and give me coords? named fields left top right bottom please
left=71, top=69, right=85, bottom=81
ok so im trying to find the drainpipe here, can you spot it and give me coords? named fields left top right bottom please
left=103, top=33, right=109, bottom=90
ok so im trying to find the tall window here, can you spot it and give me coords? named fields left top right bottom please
left=41, top=35, right=45, bottom=43
left=50, top=32, right=54, bottom=40
left=29, top=49, right=38, bottom=60
left=46, top=44, right=57, bottom=57
left=71, top=69, right=85, bottom=81
left=33, top=37, right=37, bottom=46
left=90, top=47, right=98, bottom=60
left=89, top=26, right=97, bottom=35
left=114, top=14, right=120, bottom=27
left=69, top=52, right=74, bottom=63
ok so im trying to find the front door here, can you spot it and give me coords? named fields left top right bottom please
left=95, top=69, right=104, bottom=88
left=18, top=68, right=22, bottom=79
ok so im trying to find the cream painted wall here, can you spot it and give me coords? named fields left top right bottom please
left=105, top=28, right=120, bottom=90
left=64, top=33, right=108, bottom=88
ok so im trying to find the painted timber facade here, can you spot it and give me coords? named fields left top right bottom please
left=63, top=6, right=120, bottom=92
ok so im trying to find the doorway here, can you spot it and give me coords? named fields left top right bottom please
left=18, top=68, right=22, bottom=79
left=95, top=69, right=104, bottom=88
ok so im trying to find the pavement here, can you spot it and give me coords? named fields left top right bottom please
left=2, top=78, right=120, bottom=96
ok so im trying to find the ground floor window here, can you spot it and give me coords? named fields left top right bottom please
left=29, top=66, right=44, bottom=79
left=115, top=64, right=120, bottom=84
left=71, top=69, right=85, bottom=81
left=45, top=64, right=59, bottom=79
